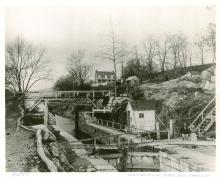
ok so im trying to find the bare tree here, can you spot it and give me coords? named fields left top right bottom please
left=168, top=33, right=187, bottom=69
left=180, top=45, right=188, bottom=68
left=194, top=34, right=206, bottom=65
left=67, top=50, right=92, bottom=89
left=143, top=38, right=158, bottom=77
left=156, top=37, right=170, bottom=72
left=123, top=46, right=146, bottom=82
left=205, top=23, right=216, bottom=63
left=5, top=37, right=50, bottom=92
left=188, top=44, right=193, bottom=67
left=100, top=22, right=125, bottom=96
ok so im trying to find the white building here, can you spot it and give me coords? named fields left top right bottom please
left=126, top=100, right=156, bottom=133
left=95, top=70, right=115, bottom=84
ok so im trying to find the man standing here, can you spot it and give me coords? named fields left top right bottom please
left=180, top=123, right=190, bottom=141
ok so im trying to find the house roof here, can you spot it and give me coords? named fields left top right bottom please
left=96, top=70, right=115, bottom=75
left=126, top=76, right=139, bottom=81
left=129, top=100, right=155, bottom=111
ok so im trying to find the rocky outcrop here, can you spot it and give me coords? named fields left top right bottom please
left=36, top=127, right=75, bottom=172
left=140, top=66, right=215, bottom=136
left=36, top=129, right=58, bottom=172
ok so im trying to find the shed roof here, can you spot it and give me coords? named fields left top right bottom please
left=126, top=76, right=139, bottom=81
left=129, top=100, right=155, bottom=111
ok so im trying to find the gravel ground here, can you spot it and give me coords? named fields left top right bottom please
left=6, top=128, right=47, bottom=172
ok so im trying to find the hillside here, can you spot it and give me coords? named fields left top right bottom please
left=140, top=65, right=215, bottom=137
left=147, top=63, right=214, bottom=82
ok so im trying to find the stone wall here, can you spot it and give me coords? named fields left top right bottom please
left=79, top=113, right=119, bottom=144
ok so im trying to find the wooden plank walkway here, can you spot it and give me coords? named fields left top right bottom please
left=70, top=143, right=119, bottom=150
left=128, top=152, right=159, bottom=157
left=136, top=139, right=216, bottom=147
left=86, top=122, right=216, bottom=147
left=126, top=163, right=159, bottom=170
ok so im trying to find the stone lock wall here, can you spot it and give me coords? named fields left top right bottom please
left=159, top=151, right=205, bottom=172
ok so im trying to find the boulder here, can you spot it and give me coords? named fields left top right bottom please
left=200, top=81, right=215, bottom=91
left=51, top=157, right=64, bottom=172
left=49, top=142, right=60, bottom=158
left=178, top=80, right=198, bottom=88
left=87, top=166, right=97, bottom=172
left=201, top=66, right=215, bottom=81
left=59, top=153, right=74, bottom=172
left=41, top=128, right=56, bottom=142
left=43, top=145, right=51, bottom=158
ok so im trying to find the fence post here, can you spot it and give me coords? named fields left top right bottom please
left=117, top=135, right=120, bottom=146
left=92, top=110, right=94, bottom=119
left=156, top=121, right=160, bottom=140
left=44, top=99, right=48, bottom=127
left=112, top=122, right=114, bottom=128
left=107, top=121, right=109, bottom=127
left=94, top=138, right=96, bottom=146
left=167, top=130, right=171, bottom=144
left=169, top=119, right=173, bottom=138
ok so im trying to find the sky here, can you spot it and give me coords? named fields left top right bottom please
left=5, top=5, right=215, bottom=90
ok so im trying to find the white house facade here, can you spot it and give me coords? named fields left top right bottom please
left=126, top=100, right=156, bottom=133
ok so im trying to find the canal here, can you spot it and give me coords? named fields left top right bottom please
left=54, top=114, right=160, bottom=172
left=55, top=114, right=92, bottom=140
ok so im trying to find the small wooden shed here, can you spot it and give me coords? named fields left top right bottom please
left=126, top=100, right=156, bottom=133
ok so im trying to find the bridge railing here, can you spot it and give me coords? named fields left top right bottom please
left=69, top=133, right=122, bottom=147
left=124, top=128, right=171, bottom=144
left=22, top=90, right=114, bottom=99
left=56, top=90, right=113, bottom=98
left=96, top=119, right=124, bottom=130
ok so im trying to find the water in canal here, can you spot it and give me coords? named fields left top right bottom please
left=55, top=115, right=160, bottom=172
left=55, top=115, right=92, bottom=140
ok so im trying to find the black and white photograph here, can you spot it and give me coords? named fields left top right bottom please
left=2, top=1, right=217, bottom=175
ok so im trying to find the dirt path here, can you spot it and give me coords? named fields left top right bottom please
left=6, top=128, right=45, bottom=172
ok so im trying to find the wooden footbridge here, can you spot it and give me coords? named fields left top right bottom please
left=17, top=90, right=114, bottom=111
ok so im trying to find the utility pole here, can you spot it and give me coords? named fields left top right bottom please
left=121, top=56, right=124, bottom=83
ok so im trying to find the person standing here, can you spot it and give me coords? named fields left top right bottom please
left=189, top=125, right=197, bottom=142
left=180, top=123, right=190, bottom=141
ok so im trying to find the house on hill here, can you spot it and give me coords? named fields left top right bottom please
left=126, top=100, right=156, bottom=133
left=93, top=70, right=115, bottom=86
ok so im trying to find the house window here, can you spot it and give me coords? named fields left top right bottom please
left=139, top=113, right=144, bottom=118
